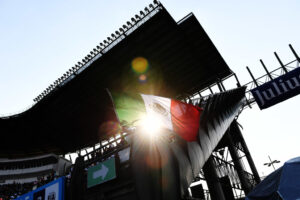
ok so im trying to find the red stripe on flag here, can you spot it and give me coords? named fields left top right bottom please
left=170, top=100, right=202, bottom=141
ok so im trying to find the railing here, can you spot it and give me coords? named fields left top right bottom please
left=0, top=164, right=56, bottom=176
left=243, top=59, right=299, bottom=108
left=190, top=45, right=300, bottom=110
left=72, top=130, right=132, bottom=167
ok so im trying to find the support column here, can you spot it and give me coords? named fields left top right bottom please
left=226, top=131, right=252, bottom=194
left=203, top=156, right=226, bottom=200
left=232, top=121, right=261, bottom=184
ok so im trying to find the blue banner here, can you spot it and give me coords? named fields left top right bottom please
left=251, top=67, right=300, bottom=109
left=15, top=177, right=65, bottom=200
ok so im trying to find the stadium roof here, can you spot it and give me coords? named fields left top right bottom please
left=0, top=2, right=232, bottom=158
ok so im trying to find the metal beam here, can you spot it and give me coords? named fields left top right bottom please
left=203, top=156, right=226, bottom=200
left=232, top=121, right=261, bottom=184
left=226, top=130, right=252, bottom=194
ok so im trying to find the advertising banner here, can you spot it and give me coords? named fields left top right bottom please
left=251, top=67, right=300, bottom=109
left=15, top=177, right=65, bottom=200
left=87, top=157, right=116, bottom=188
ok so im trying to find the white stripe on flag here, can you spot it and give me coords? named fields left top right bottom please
left=140, top=94, right=173, bottom=131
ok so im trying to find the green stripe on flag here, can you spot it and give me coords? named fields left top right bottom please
left=111, top=92, right=146, bottom=126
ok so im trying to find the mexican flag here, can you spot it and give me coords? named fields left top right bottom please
left=110, top=92, right=202, bottom=141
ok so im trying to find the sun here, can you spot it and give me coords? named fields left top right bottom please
left=140, top=113, right=163, bottom=139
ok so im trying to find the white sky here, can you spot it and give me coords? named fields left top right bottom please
left=0, top=0, right=300, bottom=176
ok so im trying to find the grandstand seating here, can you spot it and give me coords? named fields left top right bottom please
left=0, top=154, right=71, bottom=199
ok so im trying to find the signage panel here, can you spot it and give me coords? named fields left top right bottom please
left=87, top=157, right=116, bottom=188
left=15, top=177, right=65, bottom=200
left=251, top=67, right=300, bottom=109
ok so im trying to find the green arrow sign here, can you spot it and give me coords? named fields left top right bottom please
left=87, top=157, right=116, bottom=188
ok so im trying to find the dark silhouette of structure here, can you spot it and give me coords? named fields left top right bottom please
left=0, top=1, right=265, bottom=199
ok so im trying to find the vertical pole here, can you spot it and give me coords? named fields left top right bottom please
left=208, top=86, right=214, bottom=94
left=233, top=73, right=242, bottom=87
left=268, top=156, right=276, bottom=171
left=289, top=44, right=300, bottom=62
left=260, top=59, right=273, bottom=80
left=217, top=79, right=226, bottom=92
left=70, top=156, right=85, bottom=200
left=203, top=156, right=226, bottom=200
left=274, top=52, right=288, bottom=73
left=217, top=81, right=224, bottom=92
left=197, top=91, right=202, bottom=98
left=188, top=96, right=192, bottom=104
left=246, top=66, right=258, bottom=87
left=232, top=121, right=261, bottom=184
left=69, top=155, right=73, bottom=163
left=220, top=80, right=226, bottom=91
left=226, top=130, right=252, bottom=194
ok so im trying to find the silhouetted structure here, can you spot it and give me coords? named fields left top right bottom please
left=0, top=1, right=261, bottom=200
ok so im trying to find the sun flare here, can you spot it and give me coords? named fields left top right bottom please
left=140, top=113, right=162, bottom=139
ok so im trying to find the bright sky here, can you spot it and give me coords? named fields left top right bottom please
left=1, top=0, right=300, bottom=177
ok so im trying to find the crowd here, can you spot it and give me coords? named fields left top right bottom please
left=0, top=173, right=55, bottom=200
left=0, top=182, right=33, bottom=200
left=0, top=135, right=129, bottom=200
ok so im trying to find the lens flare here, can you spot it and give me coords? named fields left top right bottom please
left=140, top=113, right=162, bottom=139
left=139, top=74, right=147, bottom=83
left=98, top=121, right=121, bottom=136
left=131, top=57, right=149, bottom=74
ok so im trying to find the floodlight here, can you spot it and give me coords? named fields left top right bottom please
left=135, top=14, right=140, bottom=20
left=107, top=37, right=112, bottom=41
left=104, top=40, right=108, bottom=44
left=127, top=21, right=132, bottom=26
left=115, top=31, right=120, bottom=35
left=119, top=28, right=124, bottom=32
left=144, top=7, right=149, bottom=13
left=122, top=25, right=127, bottom=30
left=149, top=4, right=154, bottom=10
left=131, top=17, right=136, bottom=23
left=153, top=0, right=159, bottom=5
left=111, top=33, right=116, bottom=38
left=140, top=11, right=145, bottom=16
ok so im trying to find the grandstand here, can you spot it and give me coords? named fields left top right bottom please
left=0, top=154, right=71, bottom=199
left=0, top=1, right=261, bottom=200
